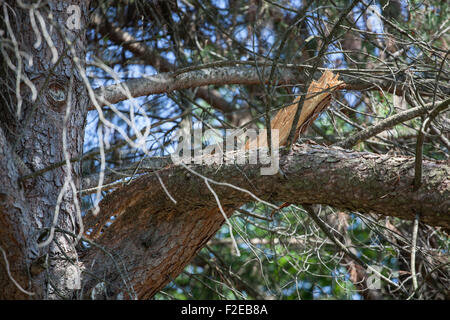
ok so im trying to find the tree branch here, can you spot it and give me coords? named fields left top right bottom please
left=336, top=97, right=450, bottom=149
left=91, top=14, right=237, bottom=116
left=81, top=143, right=449, bottom=299
left=93, top=64, right=448, bottom=111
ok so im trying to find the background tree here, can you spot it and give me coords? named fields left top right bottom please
left=0, top=0, right=448, bottom=300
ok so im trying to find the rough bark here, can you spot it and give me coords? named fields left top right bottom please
left=0, top=127, right=34, bottom=299
left=0, top=0, right=89, bottom=299
left=81, top=144, right=449, bottom=299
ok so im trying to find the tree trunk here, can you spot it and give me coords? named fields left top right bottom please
left=0, top=0, right=89, bottom=299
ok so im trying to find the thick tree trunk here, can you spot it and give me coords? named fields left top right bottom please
left=0, top=0, right=89, bottom=299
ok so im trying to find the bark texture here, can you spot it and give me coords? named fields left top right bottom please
left=0, top=0, right=89, bottom=299
left=81, top=144, right=449, bottom=299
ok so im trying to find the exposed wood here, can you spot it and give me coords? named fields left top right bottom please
left=245, top=70, right=343, bottom=149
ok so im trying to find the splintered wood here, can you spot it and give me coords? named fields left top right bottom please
left=245, top=70, right=343, bottom=150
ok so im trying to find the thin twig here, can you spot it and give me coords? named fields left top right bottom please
left=410, top=212, right=420, bottom=299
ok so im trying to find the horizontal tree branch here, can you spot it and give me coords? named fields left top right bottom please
left=81, top=143, right=449, bottom=299
left=88, top=144, right=450, bottom=230
left=93, top=64, right=448, bottom=109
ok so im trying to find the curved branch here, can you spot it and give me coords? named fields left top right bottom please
left=81, top=143, right=449, bottom=299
